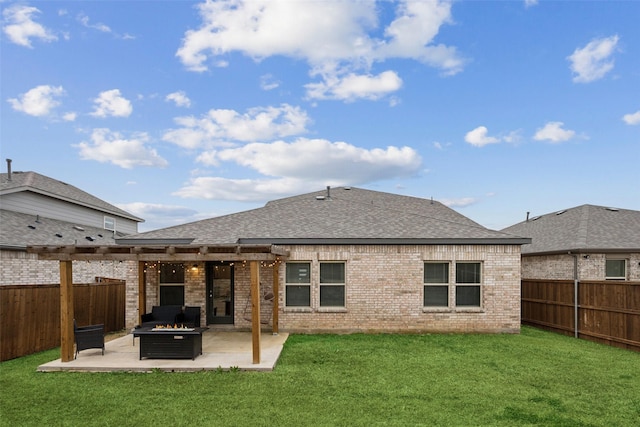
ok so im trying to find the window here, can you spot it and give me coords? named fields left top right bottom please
left=320, top=262, right=345, bottom=307
left=424, top=263, right=449, bottom=307
left=285, top=263, right=311, bottom=307
left=605, top=259, right=626, bottom=280
left=455, top=262, right=481, bottom=307
left=159, top=263, right=184, bottom=306
left=104, top=216, right=115, bottom=231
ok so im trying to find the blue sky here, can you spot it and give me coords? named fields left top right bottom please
left=2, top=0, right=638, bottom=232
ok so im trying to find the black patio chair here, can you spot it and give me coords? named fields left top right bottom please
left=74, top=320, right=105, bottom=359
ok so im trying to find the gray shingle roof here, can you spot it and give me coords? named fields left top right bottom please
left=501, top=204, right=640, bottom=254
left=0, top=171, right=142, bottom=222
left=120, top=187, right=528, bottom=245
left=1, top=210, right=125, bottom=249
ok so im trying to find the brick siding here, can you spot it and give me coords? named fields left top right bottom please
left=0, top=249, right=130, bottom=285
left=522, top=253, right=640, bottom=281
left=126, top=244, right=522, bottom=334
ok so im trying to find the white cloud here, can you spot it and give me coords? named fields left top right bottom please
left=7, top=85, right=65, bottom=117
left=622, top=110, right=640, bottom=125
left=117, top=202, right=197, bottom=221
left=567, top=35, right=619, bottom=83
left=178, top=138, right=422, bottom=201
left=90, top=89, right=133, bottom=118
left=305, top=70, right=403, bottom=101
left=75, top=128, right=168, bottom=169
left=197, top=138, right=421, bottom=183
left=440, top=197, right=478, bottom=208
left=502, top=130, right=522, bottom=144
left=533, top=121, right=576, bottom=143
left=176, top=0, right=463, bottom=101
left=76, top=13, right=133, bottom=40
left=2, top=4, right=57, bottom=48
left=260, top=74, right=280, bottom=91
left=524, top=0, right=538, bottom=8
left=62, top=112, right=77, bottom=122
left=464, top=126, right=500, bottom=147
left=173, top=176, right=303, bottom=201
left=166, top=91, right=191, bottom=108
left=77, top=14, right=111, bottom=33
left=163, top=104, right=311, bottom=149
left=116, top=202, right=204, bottom=231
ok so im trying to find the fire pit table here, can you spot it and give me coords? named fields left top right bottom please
left=133, top=327, right=209, bottom=360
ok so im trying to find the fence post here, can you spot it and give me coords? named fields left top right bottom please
left=574, top=279, right=579, bottom=338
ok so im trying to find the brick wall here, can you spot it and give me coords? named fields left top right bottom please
left=522, top=253, right=640, bottom=281
left=122, top=244, right=522, bottom=333
left=272, top=244, right=522, bottom=334
left=0, top=249, right=130, bottom=285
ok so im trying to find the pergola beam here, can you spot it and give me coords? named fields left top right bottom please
left=250, top=261, right=261, bottom=364
left=137, top=261, right=146, bottom=325
left=59, top=261, right=74, bottom=362
left=272, top=265, right=279, bottom=334
left=27, top=244, right=289, bottom=261
left=32, top=244, right=288, bottom=364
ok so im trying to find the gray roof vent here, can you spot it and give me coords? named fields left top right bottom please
left=530, top=216, right=541, bottom=221
left=28, top=225, right=36, bottom=229
left=606, top=207, right=619, bottom=212
left=556, top=210, right=566, bottom=215
left=73, top=225, right=85, bottom=231
left=315, top=195, right=326, bottom=200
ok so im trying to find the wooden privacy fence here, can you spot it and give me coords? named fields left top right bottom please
left=0, top=279, right=125, bottom=361
left=522, top=279, right=640, bottom=352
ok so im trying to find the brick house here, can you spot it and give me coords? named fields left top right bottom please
left=502, top=204, right=640, bottom=282
left=0, top=163, right=143, bottom=285
left=104, top=187, right=529, bottom=334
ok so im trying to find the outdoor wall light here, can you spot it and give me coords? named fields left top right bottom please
left=583, top=255, right=590, bottom=259
left=191, top=264, right=198, bottom=271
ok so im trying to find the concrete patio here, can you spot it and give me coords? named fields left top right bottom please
left=37, top=330, right=289, bottom=373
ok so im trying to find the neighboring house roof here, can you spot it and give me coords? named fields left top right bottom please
left=501, top=204, right=640, bottom=255
left=119, top=187, right=530, bottom=246
left=1, top=209, right=125, bottom=250
left=0, top=171, right=143, bottom=222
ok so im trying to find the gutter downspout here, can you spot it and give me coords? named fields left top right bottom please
left=571, top=252, right=579, bottom=338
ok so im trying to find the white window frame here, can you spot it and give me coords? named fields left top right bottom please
left=285, top=262, right=311, bottom=308
left=454, top=262, right=482, bottom=308
left=319, top=262, right=346, bottom=308
left=423, top=262, right=450, bottom=308
left=605, top=259, right=627, bottom=280
left=104, top=216, right=116, bottom=231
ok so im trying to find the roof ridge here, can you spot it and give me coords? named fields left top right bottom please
left=575, top=205, right=590, bottom=247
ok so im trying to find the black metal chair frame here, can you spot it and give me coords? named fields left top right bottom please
left=74, top=320, right=105, bottom=359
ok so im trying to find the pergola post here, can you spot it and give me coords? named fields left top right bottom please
left=137, top=261, right=146, bottom=325
left=59, top=260, right=74, bottom=362
left=250, top=261, right=261, bottom=364
left=272, top=263, right=279, bottom=334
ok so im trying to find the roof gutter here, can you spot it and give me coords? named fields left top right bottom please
left=0, top=244, right=27, bottom=251
left=115, top=238, right=195, bottom=245
left=238, top=237, right=532, bottom=245
left=522, top=247, right=640, bottom=256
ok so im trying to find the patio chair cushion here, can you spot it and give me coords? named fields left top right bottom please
left=140, top=305, right=183, bottom=327
left=183, top=306, right=201, bottom=327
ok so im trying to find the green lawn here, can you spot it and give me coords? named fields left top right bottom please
left=1, top=326, right=638, bottom=426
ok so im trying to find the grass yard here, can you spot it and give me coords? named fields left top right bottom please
left=1, top=326, right=638, bottom=426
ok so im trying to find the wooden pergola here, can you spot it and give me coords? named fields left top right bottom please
left=27, top=244, right=289, bottom=364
